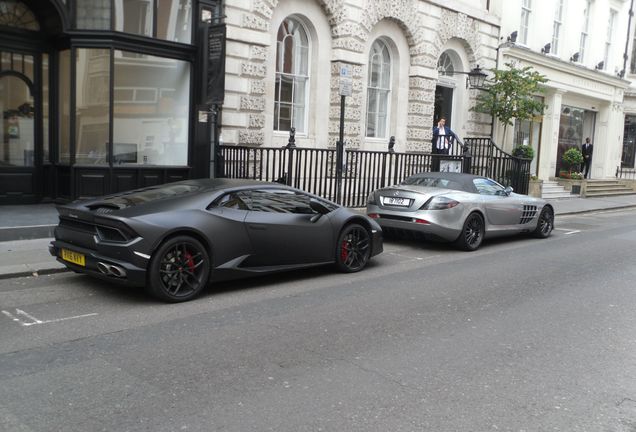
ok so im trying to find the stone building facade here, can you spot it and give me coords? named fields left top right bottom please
left=220, top=0, right=500, bottom=153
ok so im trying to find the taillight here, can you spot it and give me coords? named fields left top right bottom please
left=420, top=196, right=460, bottom=210
left=367, top=192, right=377, bottom=205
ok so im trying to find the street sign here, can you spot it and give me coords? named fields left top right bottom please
left=339, top=65, right=352, bottom=97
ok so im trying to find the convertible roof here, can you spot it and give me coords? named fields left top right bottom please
left=407, top=172, right=485, bottom=191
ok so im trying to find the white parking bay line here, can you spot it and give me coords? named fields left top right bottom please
left=387, top=251, right=441, bottom=261
left=554, top=228, right=581, bottom=235
left=1, top=309, right=97, bottom=327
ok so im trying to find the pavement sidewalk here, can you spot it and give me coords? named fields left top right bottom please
left=2, top=194, right=636, bottom=280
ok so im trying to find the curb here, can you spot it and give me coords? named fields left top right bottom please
left=0, top=266, right=69, bottom=281
left=554, top=204, right=636, bottom=216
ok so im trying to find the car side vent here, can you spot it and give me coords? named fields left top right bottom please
left=519, top=205, right=538, bottom=224
left=95, top=207, right=114, bottom=214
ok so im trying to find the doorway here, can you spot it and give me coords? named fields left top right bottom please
left=0, top=49, right=41, bottom=203
left=434, top=86, right=453, bottom=127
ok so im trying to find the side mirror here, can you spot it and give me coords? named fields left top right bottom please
left=504, top=186, right=513, bottom=196
left=309, top=198, right=331, bottom=222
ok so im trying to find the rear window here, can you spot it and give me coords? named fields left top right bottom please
left=401, top=176, right=464, bottom=191
left=93, top=184, right=201, bottom=208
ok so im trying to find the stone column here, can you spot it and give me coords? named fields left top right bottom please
left=538, top=89, right=564, bottom=180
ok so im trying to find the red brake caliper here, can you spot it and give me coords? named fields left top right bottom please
left=184, top=251, right=195, bottom=272
left=341, top=240, right=349, bottom=262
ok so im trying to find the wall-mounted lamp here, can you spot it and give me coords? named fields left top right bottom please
left=570, top=52, right=580, bottom=62
left=541, top=43, right=551, bottom=54
left=595, top=61, right=604, bottom=70
left=507, top=31, right=518, bottom=43
left=445, top=65, right=488, bottom=89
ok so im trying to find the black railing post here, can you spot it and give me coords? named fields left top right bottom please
left=335, top=95, right=346, bottom=204
left=460, top=140, right=471, bottom=174
left=285, top=127, right=296, bottom=186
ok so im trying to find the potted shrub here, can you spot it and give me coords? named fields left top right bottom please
left=512, top=145, right=535, bottom=160
left=561, top=147, right=583, bottom=176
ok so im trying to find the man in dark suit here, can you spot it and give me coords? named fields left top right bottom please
left=581, top=137, right=593, bottom=179
left=431, top=117, right=458, bottom=171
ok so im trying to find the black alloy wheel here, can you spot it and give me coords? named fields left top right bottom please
left=532, top=206, right=554, bottom=238
left=147, top=235, right=210, bottom=302
left=335, top=223, right=371, bottom=273
left=455, top=212, right=485, bottom=251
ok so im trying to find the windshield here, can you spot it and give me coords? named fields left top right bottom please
left=401, top=176, right=464, bottom=191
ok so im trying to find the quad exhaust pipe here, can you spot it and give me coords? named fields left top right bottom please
left=97, top=262, right=127, bottom=278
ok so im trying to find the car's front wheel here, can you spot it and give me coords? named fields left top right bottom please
left=147, top=235, right=210, bottom=302
left=454, top=212, right=485, bottom=251
left=335, top=223, right=371, bottom=273
left=532, top=206, right=554, bottom=238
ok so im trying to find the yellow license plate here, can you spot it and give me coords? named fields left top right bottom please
left=61, top=248, right=85, bottom=267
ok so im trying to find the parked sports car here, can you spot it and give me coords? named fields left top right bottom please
left=49, top=179, right=383, bottom=302
left=366, top=172, right=554, bottom=251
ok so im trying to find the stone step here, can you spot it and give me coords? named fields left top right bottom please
left=543, top=193, right=576, bottom=199
left=585, top=190, right=636, bottom=197
left=541, top=181, right=573, bottom=199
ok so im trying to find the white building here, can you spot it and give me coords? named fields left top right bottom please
left=623, top=1, right=636, bottom=173
left=497, top=0, right=631, bottom=180
left=221, top=0, right=500, bottom=153
left=219, top=0, right=634, bottom=183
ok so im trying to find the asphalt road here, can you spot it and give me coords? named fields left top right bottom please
left=2, top=208, right=636, bottom=432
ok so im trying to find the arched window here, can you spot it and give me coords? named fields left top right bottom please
left=366, top=39, right=391, bottom=138
left=0, top=0, right=39, bottom=30
left=274, top=17, right=309, bottom=133
left=437, top=52, right=454, bottom=76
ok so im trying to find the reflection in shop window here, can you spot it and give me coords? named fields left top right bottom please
left=0, top=75, right=34, bottom=167
left=113, top=51, right=190, bottom=166
left=76, top=0, right=111, bottom=30
left=157, top=0, right=192, bottom=44
left=75, top=48, right=111, bottom=165
left=58, top=50, right=71, bottom=163
left=114, top=0, right=153, bottom=37
left=43, top=54, right=50, bottom=162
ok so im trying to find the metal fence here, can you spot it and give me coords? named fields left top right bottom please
left=617, top=165, right=636, bottom=180
left=220, top=138, right=530, bottom=207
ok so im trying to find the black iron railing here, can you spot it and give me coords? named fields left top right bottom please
left=463, top=137, right=531, bottom=195
left=220, top=137, right=529, bottom=206
left=617, top=165, right=636, bottom=180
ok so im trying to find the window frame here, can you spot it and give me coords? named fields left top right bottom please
left=551, top=0, right=564, bottom=55
left=604, top=9, right=617, bottom=70
left=366, top=38, right=392, bottom=139
left=520, top=0, right=532, bottom=45
left=273, top=16, right=310, bottom=134
left=579, top=0, right=591, bottom=63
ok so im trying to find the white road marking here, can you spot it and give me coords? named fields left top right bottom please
left=554, top=228, right=581, bottom=235
left=387, top=251, right=441, bottom=261
left=1, top=308, right=97, bottom=327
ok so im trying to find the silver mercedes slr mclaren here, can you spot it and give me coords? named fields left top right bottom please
left=366, top=172, right=554, bottom=251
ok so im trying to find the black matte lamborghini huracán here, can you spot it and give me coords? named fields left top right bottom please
left=50, top=179, right=383, bottom=302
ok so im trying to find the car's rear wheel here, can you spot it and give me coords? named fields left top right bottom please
left=147, top=235, right=210, bottom=302
left=335, top=223, right=371, bottom=273
left=454, top=212, right=484, bottom=251
left=532, top=206, right=554, bottom=238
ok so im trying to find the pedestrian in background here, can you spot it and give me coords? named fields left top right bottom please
left=431, top=117, right=458, bottom=171
left=581, top=137, right=593, bottom=179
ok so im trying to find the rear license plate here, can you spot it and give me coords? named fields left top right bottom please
left=61, top=248, right=85, bottom=267
left=384, top=197, right=410, bottom=207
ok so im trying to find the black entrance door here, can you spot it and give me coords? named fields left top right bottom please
left=0, top=50, right=41, bottom=203
left=434, top=85, right=453, bottom=127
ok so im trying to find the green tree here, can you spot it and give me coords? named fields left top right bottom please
left=473, top=62, right=548, bottom=145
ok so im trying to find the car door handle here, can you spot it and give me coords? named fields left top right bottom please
left=247, top=224, right=266, bottom=231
